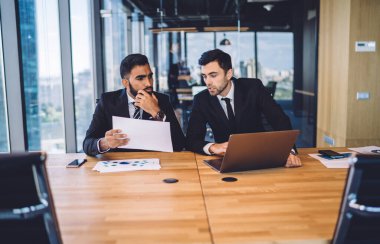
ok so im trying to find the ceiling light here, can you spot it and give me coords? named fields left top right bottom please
left=263, top=4, right=274, bottom=11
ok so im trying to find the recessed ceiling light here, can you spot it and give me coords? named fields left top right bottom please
left=263, top=4, right=274, bottom=11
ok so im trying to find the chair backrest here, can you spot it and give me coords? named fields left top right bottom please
left=0, top=152, right=62, bottom=244
left=265, top=81, right=277, bottom=97
left=332, top=154, right=380, bottom=244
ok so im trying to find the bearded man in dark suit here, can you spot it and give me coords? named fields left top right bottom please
left=83, top=54, right=185, bottom=156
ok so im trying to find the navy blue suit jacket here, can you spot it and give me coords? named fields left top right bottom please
left=83, top=89, right=185, bottom=156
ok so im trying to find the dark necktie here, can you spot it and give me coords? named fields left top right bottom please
left=221, top=97, right=236, bottom=133
left=132, top=103, right=142, bottom=119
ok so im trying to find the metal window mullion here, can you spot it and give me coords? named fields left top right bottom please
left=254, top=31, right=258, bottom=78
left=90, top=0, right=104, bottom=99
left=126, top=7, right=132, bottom=54
left=0, top=0, right=27, bottom=152
left=58, top=0, right=76, bottom=153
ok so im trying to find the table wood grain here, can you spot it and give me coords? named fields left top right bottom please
left=47, top=152, right=212, bottom=244
left=195, top=148, right=348, bottom=244
left=46, top=148, right=349, bottom=243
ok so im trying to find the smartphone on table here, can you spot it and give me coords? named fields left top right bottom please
left=66, top=159, right=87, bottom=168
left=318, top=150, right=345, bottom=159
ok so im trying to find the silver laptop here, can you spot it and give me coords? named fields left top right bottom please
left=204, top=130, right=300, bottom=173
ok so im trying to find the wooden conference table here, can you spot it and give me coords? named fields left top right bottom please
left=46, top=148, right=348, bottom=244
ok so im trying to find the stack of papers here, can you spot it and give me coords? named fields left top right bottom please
left=309, top=152, right=353, bottom=168
left=348, top=146, right=380, bottom=155
left=93, top=158, right=161, bottom=173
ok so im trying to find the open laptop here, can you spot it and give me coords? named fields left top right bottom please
left=204, top=130, right=299, bottom=173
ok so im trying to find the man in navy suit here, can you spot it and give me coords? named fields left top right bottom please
left=186, top=49, right=301, bottom=167
left=83, top=54, right=185, bottom=156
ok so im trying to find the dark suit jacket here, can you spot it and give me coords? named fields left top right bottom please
left=83, top=89, right=185, bottom=156
left=186, top=78, right=293, bottom=154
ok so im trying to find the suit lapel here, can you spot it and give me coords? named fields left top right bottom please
left=142, top=111, right=152, bottom=120
left=119, top=89, right=131, bottom=118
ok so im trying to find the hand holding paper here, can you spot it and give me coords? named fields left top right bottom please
left=99, top=129, right=129, bottom=151
left=112, top=116, right=173, bottom=152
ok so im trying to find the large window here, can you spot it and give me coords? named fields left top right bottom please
left=184, top=32, right=256, bottom=83
left=157, top=32, right=170, bottom=90
left=18, top=0, right=65, bottom=152
left=102, top=0, right=130, bottom=91
left=131, top=12, right=144, bottom=53
left=186, top=32, right=215, bottom=85
left=0, top=17, right=10, bottom=152
left=216, top=32, right=256, bottom=78
left=70, top=0, right=95, bottom=151
left=257, top=32, right=294, bottom=100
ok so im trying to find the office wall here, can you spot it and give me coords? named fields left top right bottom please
left=346, top=0, right=380, bottom=146
left=317, top=0, right=351, bottom=146
left=317, top=0, right=380, bottom=147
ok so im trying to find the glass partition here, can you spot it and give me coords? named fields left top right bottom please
left=18, top=0, right=65, bottom=152
left=102, top=0, right=130, bottom=91
left=257, top=32, right=294, bottom=100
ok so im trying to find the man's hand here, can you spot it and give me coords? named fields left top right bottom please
left=134, top=90, right=160, bottom=117
left=285, top=154, right=302, bottom=168
left=209, top=142, right=229, bottom=156
left=99, top=129, right=128, bottom=151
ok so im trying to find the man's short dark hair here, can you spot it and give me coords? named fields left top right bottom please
left=120, top=54, right=149, bottom=79
left=198, top=49, right=232, bottom=73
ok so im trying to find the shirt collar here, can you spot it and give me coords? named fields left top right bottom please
left=126, top=89, right=135, bottom=105
left=217, top=80, right=234, bottom=101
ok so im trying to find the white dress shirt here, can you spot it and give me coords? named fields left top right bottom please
left=203, top=82, right=235, bottom=155
left=127, top=92, right=142, bottom=119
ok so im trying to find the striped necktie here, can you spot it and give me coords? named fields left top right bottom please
left=132, top=103, right=142, bottom=119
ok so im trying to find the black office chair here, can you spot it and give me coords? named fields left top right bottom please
left=0, top=152, right=62, bottom=244
left=332, top=154, right=380, bottom=244
left=265, top=81, right=277, bottom=97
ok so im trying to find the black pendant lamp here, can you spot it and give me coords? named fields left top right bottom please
left=219, top=33, right=231, bottom=46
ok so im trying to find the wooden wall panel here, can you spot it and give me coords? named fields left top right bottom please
left=317, top=0, right=380, bottom=147
left=317, top=0, right=351, bottom=147
left=347, top=0, right=380, bottom=146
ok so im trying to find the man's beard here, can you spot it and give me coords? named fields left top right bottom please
left=208, top=80, right=229, bottom=96
left=129, top=83, right=139, bottom=97
left=128, top=83, right=153, bottom=97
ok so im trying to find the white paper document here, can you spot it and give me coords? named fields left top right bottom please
left=309, top=152, right=354, bottom=168
left=348, top=145, right=380, bottom=155
left=93, top=158, right=161, bottom=173
left=112, top=116, right=173, bottom=152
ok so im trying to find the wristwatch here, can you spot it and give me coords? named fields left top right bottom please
left=154, top=110, right=165, bottom=121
